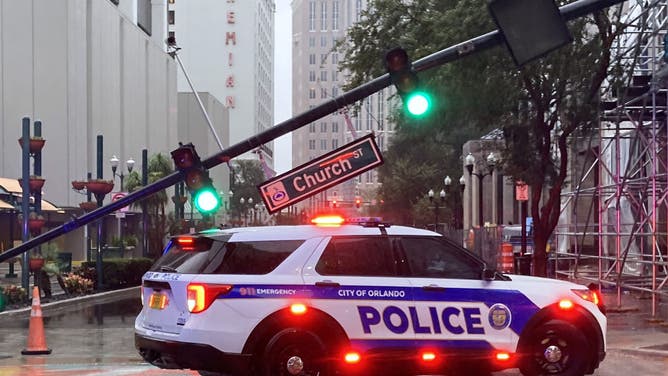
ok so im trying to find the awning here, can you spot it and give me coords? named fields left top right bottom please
left=0, top=177, right=21, bottom=194
left=0, top=199, right=13, bottom=210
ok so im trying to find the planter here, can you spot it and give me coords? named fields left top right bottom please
left=27, top=218, right=46, bottom=232
left=18, top=177, right=45, bottom=194
left=18, top=138, right=46, bottom=154
left=79, top=201, right=98, bottom=211
left=71, top=180, right=87, bottom=190
left=86, top=180, right=114, bottom=195
left=29, top=258, right=45, bottom=272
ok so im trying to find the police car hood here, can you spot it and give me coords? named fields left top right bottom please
left=506, top=274, right=586, bottom=289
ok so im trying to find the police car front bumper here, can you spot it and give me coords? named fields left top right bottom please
left=135, top=333, right=253, bottom=375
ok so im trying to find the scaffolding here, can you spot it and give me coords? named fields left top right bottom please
left=555, top=0, right=668, bottom=316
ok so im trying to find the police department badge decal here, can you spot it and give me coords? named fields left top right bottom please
left=488, top=304, right=511, bottom=330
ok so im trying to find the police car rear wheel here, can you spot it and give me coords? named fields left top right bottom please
left=262, top=329, right=330, bottom=376
left=520, top=319, right=589, bottom=376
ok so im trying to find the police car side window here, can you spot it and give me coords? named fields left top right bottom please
left=316, top=237, right=396, bottom=277
left=211, top=240, right=305, bottom=275
left=401, top=237, right=481, bottom=279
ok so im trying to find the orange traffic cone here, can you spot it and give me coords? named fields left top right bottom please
left=21, top=286, right=52, bottom=355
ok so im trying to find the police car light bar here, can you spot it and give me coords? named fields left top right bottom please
left=311, top=215, right=345, bottom=226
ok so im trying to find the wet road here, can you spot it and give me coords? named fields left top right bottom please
left=0, top=294, right=666, bottom=375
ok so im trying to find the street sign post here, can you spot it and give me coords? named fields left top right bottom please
left=259, top=134, right=383, bottom=213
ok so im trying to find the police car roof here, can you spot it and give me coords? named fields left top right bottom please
left=196, top=224, right=439, bottom=241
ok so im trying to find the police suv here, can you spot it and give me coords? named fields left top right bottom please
left=135, top=216, right=606, bottom=376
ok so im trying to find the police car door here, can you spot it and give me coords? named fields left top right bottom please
left=302, top=235, right=416, bottom=353
left=398, top=236, right=517, bottom=355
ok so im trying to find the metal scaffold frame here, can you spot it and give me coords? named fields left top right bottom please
left=555, top=0, right=668, bottom=315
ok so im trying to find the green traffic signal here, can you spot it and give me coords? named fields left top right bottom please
left=405, top=91, right=431, bottom=116
left=193, top=186, right=221, bottom=214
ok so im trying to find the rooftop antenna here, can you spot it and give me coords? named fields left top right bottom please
left=166, top=36, right=224, bottom=151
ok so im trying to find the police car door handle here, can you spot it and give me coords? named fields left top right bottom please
left=422, top=284, right=446, bottom=292
left=315, top=280, right=340, bottom=288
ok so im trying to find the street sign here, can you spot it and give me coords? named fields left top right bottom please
left=111, top=192, right=130, bottom=212
left=516, top=181, right=528, bottom=201
left=259, top=134, right=384, bottom=213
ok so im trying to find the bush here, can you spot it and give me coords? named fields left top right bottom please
left=81, top=257, right=153, bottom=290
left=62, top=273, right=94, bottom=295
left=1, top=284, right=27, bottom=304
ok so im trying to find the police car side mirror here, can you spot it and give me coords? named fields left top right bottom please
left=482, top=268, right=496, bottom=281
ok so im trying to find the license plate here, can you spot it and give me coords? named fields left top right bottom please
left=149, top=292, right=167, bottom=310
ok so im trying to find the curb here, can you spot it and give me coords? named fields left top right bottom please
left=0, top=286, right=140, bottom=321
left=609, top=347, right=668, bottom=360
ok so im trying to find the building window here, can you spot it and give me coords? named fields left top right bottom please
left=320, top=139, right=327, bottom=150
left=332, top=70, right=338, bottom=82
left=321, top=35, right=327, bottom=47
left=332, top=86, right=339, bottom=96
left=309, top=71, right=316, bottom=82
left=309, top=54, right=316, bottom=65
left=309, top=1, right=316, bottom=31
left=332, top=139, right=339, bottom=149
left=331, top=53, right=338, bottom=65
left=309, top=123, right=316, bottom=133
left=309, top=36, right=316, bottom=47
left=332, top=1, right=339, bottom=30
left=378, top=91, right=384, bottom=130
left=168, top=10, right=175, bottom=24
left=320, top=71, right=327, bottom=81
left=309, top=139, right=316, bottom=150
left=321, top=122, right=328, bottom=132
left=354, top=116, right=361, bottom=131
left=321, top=54, right=328, bottom=65
left=320, top=1, right=327, bottom=31
left=366, top=97, right=373, bottom=130
left=356, top=0, right=363, bottom=22
left=321, top=88, right=328, bottom=98
left=309, top=88, right=316, bottom=99
left=332, top=122, right=339, bottom=133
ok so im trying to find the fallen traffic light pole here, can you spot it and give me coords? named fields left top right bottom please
left=0, top=0, right=627, bottom=263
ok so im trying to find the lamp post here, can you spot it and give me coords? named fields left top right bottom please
left=239, top=197, right=253, bottom=226
left=428, top=188, right=446, bottom=233
left=459, top=175, right=466, bottom=229
left=109, top=155, right=135, bottom=256
left=465, top=152, right=497, bottom=228
left=220, top=190, right=233, bottom=227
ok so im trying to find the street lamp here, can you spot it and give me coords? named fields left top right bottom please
left=109, top=155, right=135, bottom=257
left=428, top=188, right=446, bottom=233
left=109, top=155, right=135, bottom=191
left=239, top=197, right=253, bottom=226
left=465, top=152, right=497, bottom=228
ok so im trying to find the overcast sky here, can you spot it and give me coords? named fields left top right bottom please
left=273, top=0, right=292, bottom=174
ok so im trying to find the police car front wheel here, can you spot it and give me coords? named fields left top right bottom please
left=261, top=328, right=332, bottom=376
left=520, top=319, right=590, bottom=376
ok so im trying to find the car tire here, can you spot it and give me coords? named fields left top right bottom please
left=519, top=319, right=590, bottom=376
left=261, top=328, right=332, bottom=376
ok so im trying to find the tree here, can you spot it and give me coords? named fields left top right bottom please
left=338, top=0, right=623, bottom=276
left=124, top=153, right=174, bottom=257
left=229, top=160, right=266, bottom=225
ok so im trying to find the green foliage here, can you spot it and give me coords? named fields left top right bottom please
left=1, top=284, right=27, bottom=304
left=81, top=258, right=153, bottom=289
left=229, top=160, right=265, bottom=223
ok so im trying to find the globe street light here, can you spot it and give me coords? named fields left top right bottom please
left=428, top=188, right=446, bottom=233
left=109, top=155, right=135, bottom=191
left=465, top=152, right=497, bottom=228
left=109, top=155, right=135, bottom=257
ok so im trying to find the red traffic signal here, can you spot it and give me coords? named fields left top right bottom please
left=171, top=143, right=201, bottom=170
left=355, top=198, right=361, bottom=208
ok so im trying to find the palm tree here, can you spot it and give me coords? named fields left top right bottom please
left=124, top=153, right=173, bottom=257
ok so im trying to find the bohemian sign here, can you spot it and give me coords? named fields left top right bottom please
left=258, top=134, right=384, bottom=213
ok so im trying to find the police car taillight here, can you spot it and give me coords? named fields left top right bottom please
left=311, top=215, right=345, bottom=226
left=187, top=283, right=232, bottom=313
left=421, top=351, right=436, bottom=362
left=290, top=303, right=307, bottom=315
left=344, top=352, right=361, bottom=364
left=495, top=352, right=511, bottom=362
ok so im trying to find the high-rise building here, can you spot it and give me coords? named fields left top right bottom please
left=168, top=0, right=276, bottom=186
left=292, top=0, right=394, bottom=215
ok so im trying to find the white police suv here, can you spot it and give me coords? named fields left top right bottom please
left=135, top=216, right=606, bottom=376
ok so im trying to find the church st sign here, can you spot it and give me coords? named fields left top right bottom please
left=258, top=134, right=383, bottom=213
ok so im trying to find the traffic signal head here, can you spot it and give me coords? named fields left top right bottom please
left=384, top=47, right=431, bottom=117
left=355, top=198, right=361, bottom=208
left=171, top=143, right=221, bottom=215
